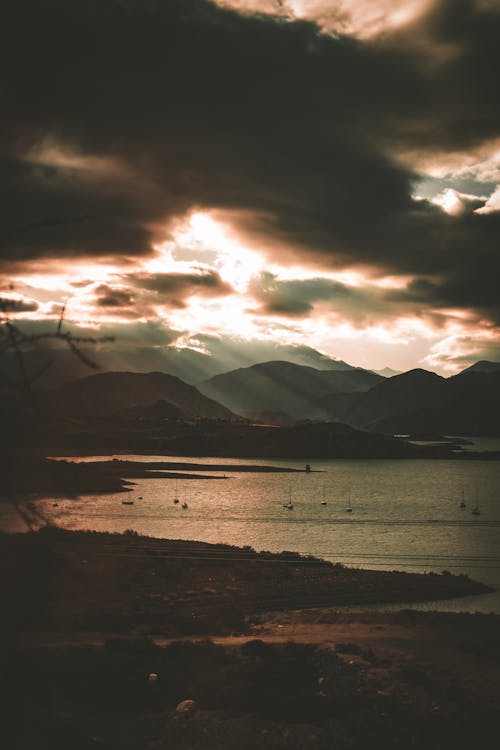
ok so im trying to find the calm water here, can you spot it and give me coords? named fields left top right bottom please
left=4, top=454, right=500, bottom=613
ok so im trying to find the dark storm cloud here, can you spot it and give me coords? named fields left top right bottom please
left=0, top=297, right=39, bottom=313
left=127, top=270, right=234, bottom=307
left=251, top=268, right=500, bottom=328
left=249, top=272, right=353, bottom=316
left=81, top=271, right=233, bottom=316
left=385, top=264, right=500, bottom=324
left=249, top=272, right=436, bottom=326
left=1, top=0, right=499, bottom=316
left=0, top=155, right=167, bottom=265
left=94, top=284, right=135, bottom=308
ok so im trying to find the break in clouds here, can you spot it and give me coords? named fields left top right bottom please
left=1, top=0, right=500, bottom=372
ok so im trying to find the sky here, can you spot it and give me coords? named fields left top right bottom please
left=1, top=0, right=500, bottom=377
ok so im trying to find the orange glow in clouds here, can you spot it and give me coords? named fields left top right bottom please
left=5, top=208, right=495, bottom=374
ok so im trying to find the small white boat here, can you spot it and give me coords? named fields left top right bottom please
left=181, top=501, right=188, bottom=509
left=345, top=504, right=353, bottom=513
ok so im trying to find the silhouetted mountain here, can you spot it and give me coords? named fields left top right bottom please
left=198, top=361, right=383, bottom=419
left=343, top=369, right=449, bottom=430
left=307, top=391, right=363, bottom=422
left=120, top=398, right=185, bottom=421
left=457, top=360, right=500, bottom=375
left=351, top=367, right=500, bottom=436
left=46, top=371, right=236, bottom=420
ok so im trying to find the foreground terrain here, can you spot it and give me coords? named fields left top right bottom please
left=2, top=530, right=499, bottom=749
left=4, top=613, right=500, bottom=750
left=1, top=529, right=491, bottom=640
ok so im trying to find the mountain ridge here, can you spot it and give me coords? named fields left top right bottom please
left=198, top=360, right=383, bottom=420
left=46, top=370, right=238, bottom=421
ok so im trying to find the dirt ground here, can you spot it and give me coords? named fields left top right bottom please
left=2, top=529, right=498, bottom=749
left=4, top=610, right=499, bottom=750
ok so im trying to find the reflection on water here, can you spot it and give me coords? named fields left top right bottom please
left=8, top=455, right=500, bottom=613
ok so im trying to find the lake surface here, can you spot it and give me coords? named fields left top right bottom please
left=5, top=454, right=500, bottom=613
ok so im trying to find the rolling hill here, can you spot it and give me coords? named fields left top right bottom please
left=45, top=371, right=237, bottom=420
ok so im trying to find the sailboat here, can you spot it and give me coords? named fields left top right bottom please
left=471, top=484, right=480, bottom=515
left=321, top=487, right=327, bottom=505
left=283, top=485, right=294, bottom=509
left=345, top=488, right=353, bottom=512
left=173, top=478, right=180, bottom=504
left=459, top=488, right=466, bottom=509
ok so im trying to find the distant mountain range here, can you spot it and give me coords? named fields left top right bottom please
left=0, top=341, right=367, bottom=388
left=198, top=360, right=383, bottom=420
left=369, top=366, right=500, bottom=436
left=3, top=355, right=499, bottom=442
left=199, top=359, right=500, bottom=436
left=308, top=363, right=500, bottom=436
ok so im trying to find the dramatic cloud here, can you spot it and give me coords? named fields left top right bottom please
left=1, top=0, right=499, bottom=372
left=424, top=330, right=500, bottom=373
left=94, top=285, right=135, bottom=309
left=128, top=270, right=234, bottom=305
left=214, top=0, right=435, bottom=38
left=249, top=272, right=386, bottom=322
left=0, top=296, right=39, bottom=313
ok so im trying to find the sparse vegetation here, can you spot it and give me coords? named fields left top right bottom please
left=2, top=632, right=498, bottom=749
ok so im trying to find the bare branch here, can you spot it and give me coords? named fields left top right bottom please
left=0, top=311, right=115, bottom=390
left=57, top=302, right=67, bottom=335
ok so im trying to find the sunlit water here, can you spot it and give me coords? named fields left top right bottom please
left=4, top=454, right=500, bottom=613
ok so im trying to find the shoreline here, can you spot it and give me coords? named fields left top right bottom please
left=0, top=456, right=311, bottom=507
left=44, top=445, right=500, bottom=460
left=2, top=528, right=493, bottom=644
left=3, top=531, right=498, bottom=749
